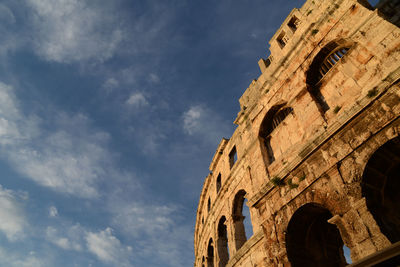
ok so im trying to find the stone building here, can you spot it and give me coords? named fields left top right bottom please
left=194, top=0, right=400, bottom=266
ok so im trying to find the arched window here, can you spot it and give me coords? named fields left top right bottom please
left=259, top=105, right=293, bottom=164
left=216, top=174, right=221, bottom=194
left=286, top=203, right=346, bottom=267
left=202, top=256, right=205, bottom=267
left=207, top=197, right=211, bottom=212
left=270, top=107, right=293, bottom=132
left=232, top=190, right=253, bottom=250
left=307, top=41, right=351, bottom=86
left=229, top=146, right=237, bottom=169
left=217, top=216, right=229, bottom=266
left=316, top=46, right=349, bottom=83
left=362, top=136, right=400, bottom=243
left=207, top=238, right=215, bottom=267
left=306, top=40, right=353, bottom=112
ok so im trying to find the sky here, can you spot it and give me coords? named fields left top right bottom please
left=0, top=0, right=349, bottom=266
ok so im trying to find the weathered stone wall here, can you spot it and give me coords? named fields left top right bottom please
left=194, top=0, right=400, bottom=266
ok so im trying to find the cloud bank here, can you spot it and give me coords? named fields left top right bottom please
left=0, top=82, right=112, bottom=198
left=27, top=0, right=123, bottom=63
left=0, top=185, right=26, bottom=241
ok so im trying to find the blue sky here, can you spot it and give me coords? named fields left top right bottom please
left=0, top=0, right=311, bottom=266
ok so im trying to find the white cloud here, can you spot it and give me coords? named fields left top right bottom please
left=27, top=0, right=123, bottom=63
left=8, top=128, right=107, bottom=198
left=86, top=228, right=132, bottom=266
left=44, top=221, right=134, bottom=266
left=0, top=4, right=15, bottom=24
left=109, top=201, right=193, bottom=266
left=0, top=185, right=26, bottom=241
left=183, top=105, right=202, bottom=135
left=48, top=206, right=58, bottom=217
left=126, top=92, right=149, bottom=107
left=45, top=225, right=82, bottom=251
left=102, top=78, right=119, bottom=93
left=149, top=73, right=160, bottom=84
left=112, top=203, right=175, bottom=238
left=0, top=3, right=20, bottom=56
left=0, top=247, right=48, bottom=267
left=0, top=81, right=113, bottom=198
left=182, top=105, right=232, bottom=144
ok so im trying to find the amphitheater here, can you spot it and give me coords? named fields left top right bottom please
left=194, top=0, right=400, bottom=266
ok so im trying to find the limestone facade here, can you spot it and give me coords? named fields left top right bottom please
left=194, top=0, right=400, bottom=266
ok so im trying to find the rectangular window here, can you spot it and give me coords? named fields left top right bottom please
left=216, top=174, right=221, bottom=193
left=229, top=146, right=237, bottom=169
left=288, top=16, right=300, bottom=32
left=277, top=32, right=287, bottom=48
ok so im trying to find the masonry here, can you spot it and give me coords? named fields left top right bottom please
left=194, top=0, right=400, bottom=266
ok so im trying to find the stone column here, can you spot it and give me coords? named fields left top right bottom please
left=328, top=198, right=391, bottom=262
left=216, top=237, right=229, bottom=267
left=232, top=215, right=247, bottom=251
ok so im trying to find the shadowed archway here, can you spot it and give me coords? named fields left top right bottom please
left=286, top=203, right=346, bottom=267
left=217, top=216, right=229, bottom=266
left=362, top=136, right=400, bottom=243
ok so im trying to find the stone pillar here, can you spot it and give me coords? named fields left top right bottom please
left=329, top=198, right=391, bottom=262
left=206, top=256, right=214, bottom=267
left=216, top=237, right=229, bottom=267
left=232, top=215, right=247, bottom=251
left=226, top=216, right=236, bottom=257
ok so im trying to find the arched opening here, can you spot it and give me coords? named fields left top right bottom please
left=306, top=39, right=353, bottom=113
left=208, top=197, right=211, bottom=212
left=207, top=238, right=215, bottom=267
left=362, top=136, right=400, bottom=243
left=202, top=256, right=205, bottom=267
left=232, top=190, right=253, bottom=250
left=216, top=174, right=221, bottom=194
left=243, top=198, right=253, bottom=238
left=229, top=146, right=237, bottom=169
left=217, top=216, right=229, bottom=267
left=286, top=203, right=346, bottom=267
left=259, top=104, right=293, bottom=164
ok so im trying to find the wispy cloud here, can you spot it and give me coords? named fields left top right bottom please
left=48, top=206, right=58, bottom=217
left=0, top=185, right=27, bottom=241
left=0, top=82, right=113, bottom=198
left=110, top=201, right=193, bottom=266
left=45, top=225, right=83, bottom=251
left=0, top=3, right=20, bottom=56
left=182, top=104, right=232, bottom=144
left=149, top=73, right=160, bottom=84
left=86, top=227, right=132, bottom=266
left=111, top=203, right=175, bottom=238
left=0, top=247, right=48, bottom=267
left=102, top=78, right=120, bottom=93
left=0, top=4, right=15, bottom=24
left=126, top=92, right=149, bottom=108
left=27, top=0, right=123, bottom=63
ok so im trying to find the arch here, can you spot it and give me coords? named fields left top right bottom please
left=306, top=39, right=354, bottom=112
left=232, top=190, right=253, bottom=250
left=286, top=203, right=346, bottom=267
left=202, top=256, right=205, bottom=267
left=208, top=197, right=211, bottom=212
left=217, top=216, right=229, bottom=266
left=207, top=238, right=215, bottom=267
left=361, top=136, right=400, bottom=243
left=259, top=104, right=293, bottom=164
left=216, top=174, right=221, bottom=194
